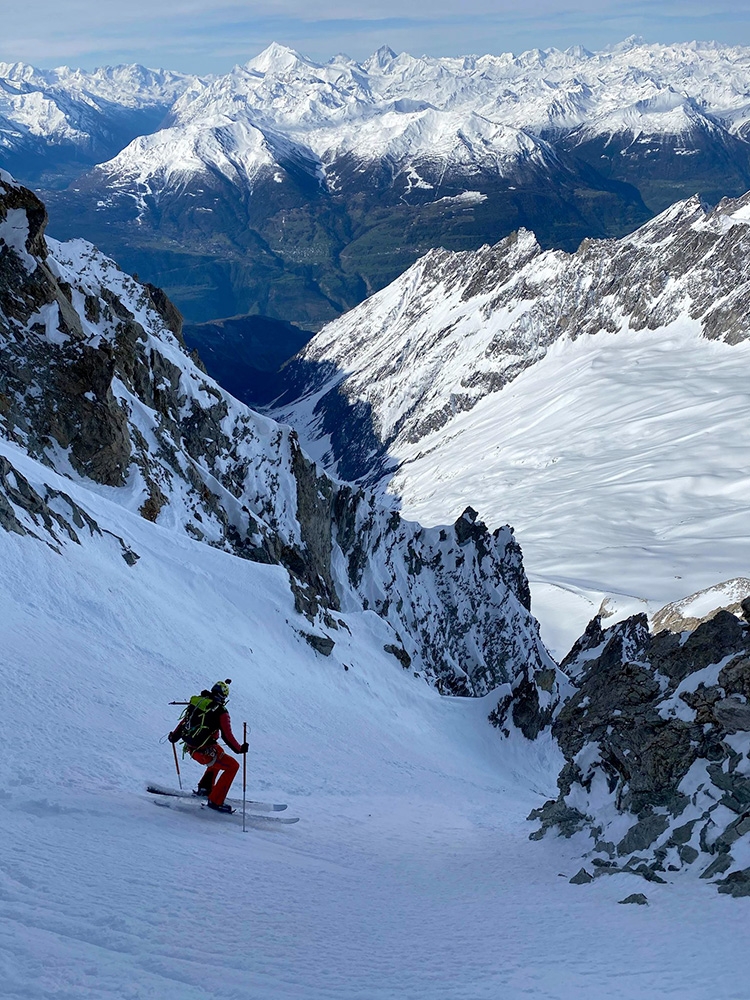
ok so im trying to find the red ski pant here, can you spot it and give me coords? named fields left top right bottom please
left=191, top=744, right=239, bottom=806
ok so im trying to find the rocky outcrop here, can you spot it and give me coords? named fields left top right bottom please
left=651, top=578, right=750, bottom=634
left=531, top=606, right=750, bottom=891
left=0, top=453, right=138, bottom=563
left=0, top=175, right=562, bottom=728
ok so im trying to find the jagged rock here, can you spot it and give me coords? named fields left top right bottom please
left=0, top=176, right=561, bottom=732
left=302, top=633, right=335, bottom=656
left=716, top=868, right=750, bottom=897
left=679, top=845, right=700, bottom=865
left=618, top=814, right=671, bottom=856
left=533, top=598, right=750, bottom=891
left=0, top=453, right=137, bottom=563
left=718, top=656, right=750, bottom=701
left=143, top=282, right=184, bottom=344
left=495, top=672, right=557, bottom=741
left=701, top=854, right=734, bottom=880
left=618, top=893, right=648, bottom=905
left=528, top=799, right=587, bottom=840
left=383, top=644, right=412, bottom=669
left=569, top=868, right=593, bottom=885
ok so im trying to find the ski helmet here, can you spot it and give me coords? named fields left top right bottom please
left=211, top=679, right=232, bottom=704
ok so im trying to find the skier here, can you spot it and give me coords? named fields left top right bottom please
left=168, top=679, right=248, bottom=813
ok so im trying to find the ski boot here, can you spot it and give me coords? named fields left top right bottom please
left=206, top=801, right=234, bottom=814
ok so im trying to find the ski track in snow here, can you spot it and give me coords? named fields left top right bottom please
left=2, top=443, right=748, bottom=1000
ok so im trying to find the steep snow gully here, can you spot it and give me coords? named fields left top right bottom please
left=1, top=174, right=749, bottom=999
left=2, top=480, right=747, bottom=1000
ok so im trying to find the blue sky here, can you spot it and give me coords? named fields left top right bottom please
left=3, top=1, right=750, bottom=72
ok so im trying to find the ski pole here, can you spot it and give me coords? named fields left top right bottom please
left=242, top=721, right=247, bottom=834
left=172, top=741, right=183, bottom=790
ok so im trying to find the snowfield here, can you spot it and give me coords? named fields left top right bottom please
left=2, top=438, right=748, bottom=1000
left=389, top=322, right=750, bottom=657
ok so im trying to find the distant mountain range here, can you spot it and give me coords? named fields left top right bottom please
left=6, top=39, right=750, bottom=325
left=0, top=61, right=192, bottom=186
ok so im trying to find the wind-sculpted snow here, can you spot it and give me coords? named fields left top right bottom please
left=0, top=174, right=560, bottom=717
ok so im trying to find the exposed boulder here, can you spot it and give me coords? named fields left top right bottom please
left=569, top=867, right=593, bottom=885
left=531, top=604, right=750, bottom=891
left=716, top=868, right=750, bottom=898
left=303, top=632, right=335, bottom=656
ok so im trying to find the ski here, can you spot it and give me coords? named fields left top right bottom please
left=147, top=783, right=287, bottom=812
left=152, top=796, right=299, bottom=824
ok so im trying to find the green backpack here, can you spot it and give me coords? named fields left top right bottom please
left=180, top=693, right=222, bottom=751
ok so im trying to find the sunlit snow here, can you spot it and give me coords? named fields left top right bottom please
left=2, top=439, right=748, bottom=1000
left=390, top=324, right=750, bottom=656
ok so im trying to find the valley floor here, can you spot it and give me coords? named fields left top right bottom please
left=2, top=444, right=748, bottom=999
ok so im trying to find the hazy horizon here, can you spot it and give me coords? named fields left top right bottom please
left=2, top=1, right=749, bottom=75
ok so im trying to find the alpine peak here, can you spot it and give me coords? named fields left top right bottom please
left=245, top=42, right=309, bottom=75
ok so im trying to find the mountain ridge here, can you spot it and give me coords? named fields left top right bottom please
left=0, top=169, right=561, bottom=716
left=36, top=36, right=750, bottom=323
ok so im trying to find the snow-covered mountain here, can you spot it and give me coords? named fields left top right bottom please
left=0, top=61, right=194, bottom=185
left=95, top=38, right=750, bottom=195
left=3, top=172, right=750, bottom=981
left=270, top=191, right=750, bottom=652
left=7, top=39, right=750, bottom=321
left=0, top=169, right=563, bottom=716
left=40, top=38, right=750, bottom=323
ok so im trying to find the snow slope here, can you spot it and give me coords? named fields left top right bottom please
left=3, top=443, right=748, bottom=1000
left=391, top=324, right=750, bottom=657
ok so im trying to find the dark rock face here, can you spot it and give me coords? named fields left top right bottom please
left=569, top=867, right=593, bottom=885
left=531, top=607, right=750, bottom=891
left=716, top=868, right=750, bottom=897
left=303, top=632, right=335, bottom=656
left=0, top=176, right=562, bottom=731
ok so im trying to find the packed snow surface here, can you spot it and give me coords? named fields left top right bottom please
left=2, top=436, right=749, bottom=999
